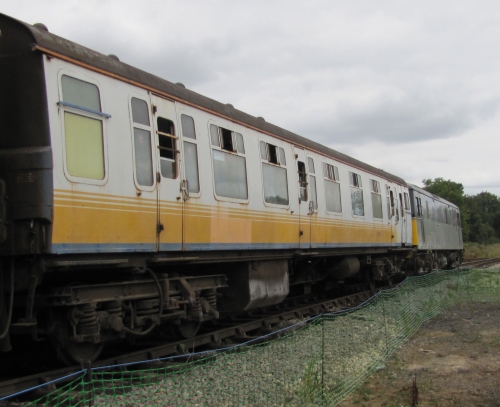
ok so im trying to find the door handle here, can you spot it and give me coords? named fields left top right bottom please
left=180, top=180, right=190, bottom=200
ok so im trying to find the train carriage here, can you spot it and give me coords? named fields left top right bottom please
left=0, top=13, right=461, bottom=364
left=408, top=184, right=463, bottom=270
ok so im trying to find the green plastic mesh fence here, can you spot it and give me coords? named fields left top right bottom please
left=18, top=268, right=500, bottom=407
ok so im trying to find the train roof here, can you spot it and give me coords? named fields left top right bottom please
left=1, top=13, right=407, bottom=186
left=408, top=184, right=459, bottom=209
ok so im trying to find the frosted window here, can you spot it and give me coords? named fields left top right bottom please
left=61, top=75, right=101, bottom=111
left=64, top=112, right=104, bottom=179
left=235, top=132, right=245, bottom=154
left=310, top=175, right=318, bottom=210
left=325, top=180, right=342, bottom=213
left=351, top=188, right=365, bottom=216
left=307, top=157, right=315, bottom=174
left=210, top=124, right=219, bottom=146
left=134, top=128, right=154, bottom=186
left=181, top=114, right=196, bottom=139
left=131, top=98, right=150, bottom=126
left=263, top=163, right=289, bottom=205
left=260, top=141, right=267, bottom=160
left=213, top=150, right=248, bottom=199
left=372, top=193, right=383, bottom=219
left=184, top=141, right=200, bottom=193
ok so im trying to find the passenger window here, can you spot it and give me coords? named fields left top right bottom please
left=404, top=192, right=410, bottom=210
left=260, top=141, right=289, bottom=205
left=307, top=157, right=318, bottom=211
left=181, top=114, right=196, bottom=139
left=297, top=161, right=308, bottom=202
left=385, top=185, right=393, bottom=220
left=61, top=75, right=106, bottom=180
left=181, top=114, right=200, bottom=193
left=349, top=171, right=364, bottom=216
left=131, top=97, right=154, bottom=187
left=210, top=124, right=243, bottom=153
left=157, top=117, right=176, bottom=179
left=416, top=197, right=423, bottom=217
left=211, top=124, right=248, bottom=200
left=370, top=180, right=383, bottom=219
left=323, top=163, right=342, bottom=213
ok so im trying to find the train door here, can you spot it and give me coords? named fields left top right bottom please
left=150, top=94, right=183, bottom=251
left=398, top=191, right=407, bottom=244
left=130, top=96, right=159, bottom=251
left=306, top=154, right=319, bottom=247
left=178, top=113, right=202, bottom=251
left=401, top=190, right=412, bottom=246
left=387, top=184, right=398, bottom=245
left=294, top=147, right=311, bottom=249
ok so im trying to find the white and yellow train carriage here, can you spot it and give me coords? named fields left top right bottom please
left=0, top=13, right=454, bottom=363
left=47, top=48, right=413, bottom=256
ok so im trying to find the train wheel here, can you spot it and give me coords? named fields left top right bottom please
left=175, top=321, right=201, bottom=339
left=49, top=308, right=104, bottom=365
left=56, top=338, right=104, bottom=366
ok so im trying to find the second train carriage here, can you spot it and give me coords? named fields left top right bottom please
left=408, top=184, right=463, bottom=270
left=0, top=13, right=462, bottom=364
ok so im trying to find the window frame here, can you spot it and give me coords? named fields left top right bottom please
left=260, top=139, right=290, bottom=208
left=323, top=161, right=342, bottom=215
left=130, top=95, right=156, bottom=192
left=179, top=112, right=201, bottom=197
left=156, top=116, right=178, bottom=180
left=58, top=71, right=109, bottom=186
left=370, top=179, right=384, bottom=220
left=349, top=171, right=365, bottom=217
left=306, top=155, right=318, bottom=212
left=209, top=121, right=249, bottom=203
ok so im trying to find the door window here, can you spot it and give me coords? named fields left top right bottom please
left=181, top=114, right=200, bottom=193
left=131, top=97, right=154, bottom=187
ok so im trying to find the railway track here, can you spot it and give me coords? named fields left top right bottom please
left=462, top=258, right=500, bottom=269
left=3, top=258, right=497, bottom=404
left=0, top=285, right=380, bottom=403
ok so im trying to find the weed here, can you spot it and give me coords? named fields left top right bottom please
left=296, top=358, right=322, bottom=405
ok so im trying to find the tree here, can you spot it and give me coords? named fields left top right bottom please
left=465, top=192, right=500, bottom=243
left=422, top=178, right=464, bottom=207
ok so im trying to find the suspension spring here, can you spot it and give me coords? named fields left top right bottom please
left=202, top=289, right=217, bottom=307
left=76, top=303, right=98, bottom=335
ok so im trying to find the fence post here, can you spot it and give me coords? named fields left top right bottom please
left=381, top=294, right=389, bottom=358
left=321, top=315, right=325, bottom=406
left=85, top=362, right=94, bottom=407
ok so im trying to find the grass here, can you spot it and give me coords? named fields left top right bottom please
left=464, top=242, right=500, bottom=259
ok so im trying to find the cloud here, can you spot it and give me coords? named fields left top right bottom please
left=3, top=0, right=500, bottom=196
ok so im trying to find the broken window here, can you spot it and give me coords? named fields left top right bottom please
left=297, top=161, right=308, bottom=202
left=157, top=117, right=176, bottom=179
left=349, top=171, right=364, bottom=216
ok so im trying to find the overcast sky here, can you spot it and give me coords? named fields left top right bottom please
left=3, top=1, right=500, bottom=197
